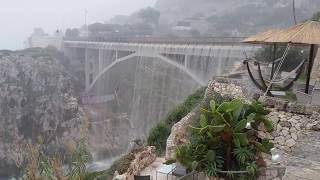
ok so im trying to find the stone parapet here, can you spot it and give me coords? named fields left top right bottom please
left=259, top=96, right=320, bottom=115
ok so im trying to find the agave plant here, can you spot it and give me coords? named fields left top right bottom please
left=176, top=98, right=274, bottom=179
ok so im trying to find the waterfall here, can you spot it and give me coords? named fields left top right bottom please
left=72, top=42, right=258, bottom=167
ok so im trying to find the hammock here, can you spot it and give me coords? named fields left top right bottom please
left=264, top=58, right=306, bottom=84
left=246, top=57, right=282, bottom=66
left=244, top=58, right=306, bottom=93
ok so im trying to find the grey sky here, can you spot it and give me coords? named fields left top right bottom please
left=0, top=0, right=157, bottom=50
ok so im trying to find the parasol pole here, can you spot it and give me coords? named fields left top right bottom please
left=305, top=44, right=318, bottom=94
left=269, top=43, right=277, bottom=91
left=271, top=43, right=277, bottom=79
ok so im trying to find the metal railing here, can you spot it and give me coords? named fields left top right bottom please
left=64, top=36, right=247, bottom=45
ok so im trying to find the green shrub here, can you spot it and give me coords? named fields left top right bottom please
left=176, top=98, right=274, bottom=180
left=311, top=11, right=320, bottom=21
left=98, top=147, right=145, bottom=180
left=147, top=87, right=206, bottom=154
left=108, top=153, right=136, bottom=175
left=166, top=87, right=206, bottom=125
left=147, top=121, right=171, bottom=155
left=164, top=159, right=176, bottom=165
left=83, top=171, right=106, bottom=180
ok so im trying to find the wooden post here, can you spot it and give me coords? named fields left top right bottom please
left=305, top=44, right=316, bottom=94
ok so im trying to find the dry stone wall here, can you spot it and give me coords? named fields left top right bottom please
left=259, top=96, right=320, bottom=153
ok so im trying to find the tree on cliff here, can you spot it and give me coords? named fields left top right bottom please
left=65, top=28, right=80, bottom=39
left=136, top=7, right=160, bottom=25
left=311, top=11, right=320, bottom=21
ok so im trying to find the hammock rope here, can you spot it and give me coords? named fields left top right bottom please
left=264, top=43, right=292, bottom=96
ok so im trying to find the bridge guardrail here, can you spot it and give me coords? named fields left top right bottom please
left=64, top=36, right=247, bottom=45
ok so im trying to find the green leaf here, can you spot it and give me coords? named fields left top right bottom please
left=232, top=104, right=243, bottom=122
left=207, top=135, right=220, bottom=145
left=262, top=118, right=273, bottom=132
left=233, top=138, right=241, bottom=147
left=261, top=138, right=274, bottom=151
left=191, top=161, right=199, bottom=171
left=247, top=113, right=256, bottom=121
left=212, top=111, right=230, bottom=127
left=216, top=102, right=230, bottom=112
left=199, top=126, right=210, bottom=134
left=251, top=101, right=270, bottom=115
left=255, top=142, right=270, bottom=154
left=233, top=133, right=249, bottom=146
left=195, top=125, right=225, bottom=135
left=207, top=125, right=226, bottom=133
left=234, top=119, right=248, bottom=132
left=206, top=150, right=216, bottom=162
left=210, top=100, right=216, bottom=112
left=234, top=113, right=255, bottom=132
left=200, top=107, right=211, bottom=116
left=207, top=131, right=214, bottom=140
left=200, top=114, right=208, bottom=128
left=255, top=139, right=273, bottom=154
left=217, top=99, right=243, bottom=113
left=189, top=125, right=203, bottom=134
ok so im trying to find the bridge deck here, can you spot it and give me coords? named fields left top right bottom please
left=64, top=40, right=259, bottom=57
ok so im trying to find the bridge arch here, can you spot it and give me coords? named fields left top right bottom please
left=86, top=52, right=206, bottom=92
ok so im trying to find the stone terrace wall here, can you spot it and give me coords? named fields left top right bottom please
left=209, top=80, right=320, bottom=153
left=259, top=96, right=320, bottom=153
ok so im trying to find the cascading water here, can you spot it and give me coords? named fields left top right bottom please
left=72, top=42, right=258, bottom=171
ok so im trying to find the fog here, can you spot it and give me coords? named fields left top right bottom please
left=0, top=0, right=156, bottom=50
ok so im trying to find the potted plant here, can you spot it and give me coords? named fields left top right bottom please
left=176, top=98, right=274, bottom=180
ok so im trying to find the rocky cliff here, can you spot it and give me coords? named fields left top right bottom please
left=0, top=48, right=86, bottom=177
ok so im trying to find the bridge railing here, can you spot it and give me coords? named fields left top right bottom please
left=64, top=36, right=247, bottom=45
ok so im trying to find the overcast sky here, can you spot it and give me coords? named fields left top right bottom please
left=0, top=0, right=157, bottom=50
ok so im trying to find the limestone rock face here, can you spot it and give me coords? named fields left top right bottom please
left=165, top=111, right=196, bottom=160
left=113, top=146, right=156, bottom=180
left=0, top=49, right=85, bottom=176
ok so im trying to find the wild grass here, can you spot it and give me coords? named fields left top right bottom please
left=147, top=87, right=206, bottom=155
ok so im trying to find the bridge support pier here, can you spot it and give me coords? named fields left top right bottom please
left=85, top=48, right=90, bottom=92
left=185, top=55, right=188, bottom=67
left=115, top=50, right=118, bottom=61
left=99, top=49, right=102, bottom=72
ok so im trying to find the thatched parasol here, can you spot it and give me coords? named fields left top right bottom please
left=243, top=21, right=320, bottom=93
left=242, top=29, right=282, bottom=44
left=242, top=29, right=282, bottom=84
left=265, top=21, right=320, bottom=45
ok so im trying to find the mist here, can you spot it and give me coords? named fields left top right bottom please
left=0, top=0, right=156, bottom=50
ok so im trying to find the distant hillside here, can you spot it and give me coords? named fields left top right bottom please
left=154, top=0, right=320, bottom=36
